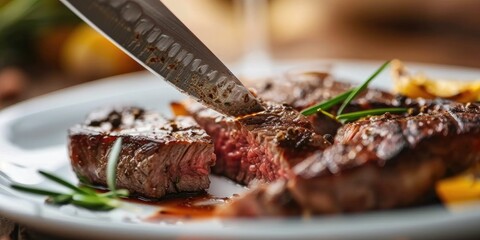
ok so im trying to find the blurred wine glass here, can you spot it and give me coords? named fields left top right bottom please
left=235, top=0, right=272, bottom=78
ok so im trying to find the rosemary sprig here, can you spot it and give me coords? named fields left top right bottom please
left=337, top=60, right=391, bottom=115
left=300, top=60, right=391, bottom=117
left=336, top=108, right=408, bottom=123
left=38, top=170, right=92, bottom=195
left=107, top=137, right=122, bottom=196
left=100, top=189, right=129, bottom=198
left=300, top=60, right=398, bottom=124
left=10, top=184, right=63, bottom=196
left=49, top=194, right=73, bottom=204
left=300, top=89, right=354, bottom=116
left=10, top=137, right=128, bottom=211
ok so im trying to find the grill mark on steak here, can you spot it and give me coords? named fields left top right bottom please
left=184, top=101, right=331, bottom=185
left=68, top=106, right=215, bottom=199
left=299, top=102, right=480, bottom=177
left=217, top=102, right=480, bottom=217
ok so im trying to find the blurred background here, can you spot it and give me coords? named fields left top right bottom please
left=1, top=0, right=480, bottom=108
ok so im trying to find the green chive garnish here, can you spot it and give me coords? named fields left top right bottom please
left=337, top=60, right=391, bottom=115
left=336, top=108, right=408, bottom=123
left=301, top=89, right=355, bottom=116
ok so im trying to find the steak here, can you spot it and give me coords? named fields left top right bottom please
left=68, top=106, right=215, bottom=199
left=183, top=101, right=331, bottom=185
left=178, top=72, right=396, bottom=186
left=218, top=102, right=480, bottom=216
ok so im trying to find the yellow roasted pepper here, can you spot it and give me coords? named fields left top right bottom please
left=391, top=60, right=480, bottom=103
left=436, top=173, right=480, bottom=205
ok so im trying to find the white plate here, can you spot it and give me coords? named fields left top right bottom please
left=1, top=59, right=480, bottom=240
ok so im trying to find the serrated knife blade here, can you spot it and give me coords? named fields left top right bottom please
left=60, top=0, right=264, bottom=116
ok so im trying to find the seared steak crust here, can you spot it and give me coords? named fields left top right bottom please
left=188, top=101, right=330, bottom=185
left=251, top=71, right=395, bottom=111
left=219, top=102, right=480, bottom=216
left=248, top=71, right=397, bottom=135
left=68, top=107, right=215, bottom=199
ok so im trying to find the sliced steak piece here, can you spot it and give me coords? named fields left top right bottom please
left=68, top=106, right=215, bottom=199
left=184, top=101, right=331, bottom=185
left=218, top=102, right=480, bottom=216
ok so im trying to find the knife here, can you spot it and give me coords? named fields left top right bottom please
left=60, top=0, right=264, bottom=117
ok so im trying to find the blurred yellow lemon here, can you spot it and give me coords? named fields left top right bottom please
left=61, top=24, right=141, bottom=80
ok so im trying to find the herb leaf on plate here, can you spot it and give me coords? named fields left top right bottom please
left=10, top=137, right=128, bottom=211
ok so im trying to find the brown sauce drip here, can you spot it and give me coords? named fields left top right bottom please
left=108, top=191, right=229, bottom=221
left=87, top=185, right=231, bottom=221
left=141, top=193, right=229, bottom=221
